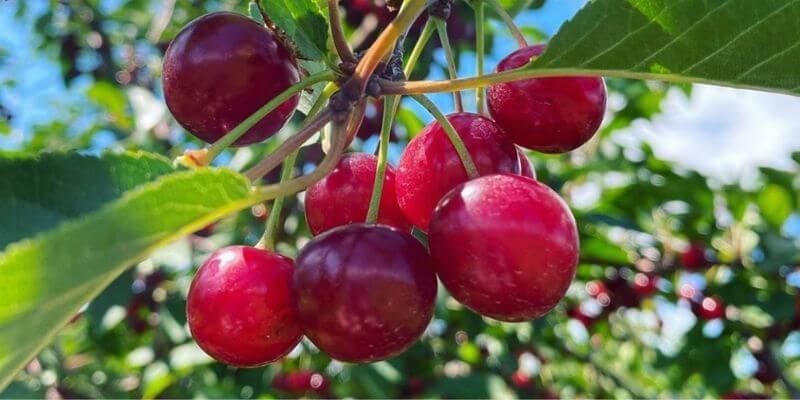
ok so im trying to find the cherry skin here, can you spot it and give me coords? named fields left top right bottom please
left=187, top=246, right=302, bottom=367
left=632, top=273, right=658, bottom=297
left=429, top=174, right=579, bottom=321
left=487, top=44, right=606, bottom=153
left=304, top=153, right=411, bottom=235
left=163, top=12, right=299, bottom=145
left=692, top=296, right=725, bottom=320
left=293, top=224, right=437, bottom=362
left=396, top=112, right=520, bottom=231
left=517, top=148, right=537, bottom=179
left=681, top=242, right=709, bottom=270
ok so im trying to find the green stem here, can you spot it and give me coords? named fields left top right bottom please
left=485, top=0, right=527, bottom=48
left=410, top=94, right=479, bottom=178
left=256, top=151, right=298, bottom=250
left=387, top=18, right=436, bottom=119
left=365, top=96, right=398, bottom=223
left=434, top=17, right=463, bottom=112
left=474, top=0, right=486, bottom=114
left=205, top=70, right=337, bottom=163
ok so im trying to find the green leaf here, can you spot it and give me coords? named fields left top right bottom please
left=87, top=81, right=133, bottom=129
left=0, top=159, right=267, bottom=389
left=0, top=152, right=174, bottom=249
left=525, top=0, right=800, bottom=96
left=758, top=184, right=794, bottom=229
left=258, top=0, right=330, bottom=61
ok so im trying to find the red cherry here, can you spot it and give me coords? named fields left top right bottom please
left=305, top=153, right=410, bottom=235
left=681, top=242, right=709, bottom=270
left=163, top=12, right=299, bottom=145
left=754, top=360, right=779, bottom=385
left=272, top=370, right=330, bottom=394
left=429, top=174, right=579, bottom=321
left=396, top=112, right=520, bottom=230
left=187, top=246, right=302, bottom=367
left=568, top=307, right=598, bottom=328
left=488, top=45, right=606, bottom=153
left=632, top=273, right=658, bottom=297
left=293, top=224, right=438, bottom=362
left=511, top=370, right=533, bottom=389
left=693, top=296, right=725, bottom=320
left=517, top=148, right=537, bottom=179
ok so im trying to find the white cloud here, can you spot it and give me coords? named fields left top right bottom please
left=620, top=85, right=800, bottom=183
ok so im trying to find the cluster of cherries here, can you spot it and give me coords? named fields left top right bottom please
left=161, top=9, right=606, bottom=367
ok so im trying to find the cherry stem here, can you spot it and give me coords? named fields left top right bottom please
left=474, top=0, right=487, bottom=114
left=433, top=17, right=464, bottom=113
left=328, top=0, right=357, bottom=63
left=244, top=108, right=333, bottom=181
left=386, top=18, right=436, bottom=119
left=252, top=119, right=348, bottom=204
left=410, top=93, right=479, bottom=178
left=485, top=0, right=528, bottom=48
left=365, top=96, right=398, bottom=223
left=256, top=150, right=298, bottom=250
left=197, top=70, right=337, bottom=166
left=349, top=0, right=427, bottom=95
left=381, top=66, right=579, bottom=95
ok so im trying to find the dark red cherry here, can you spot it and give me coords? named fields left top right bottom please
left=163, top=12, right=299, bottom=145
left=272, top=370, right=330, bottom=394
left=396, top=112, right=520, bottom=231
left=488, top=44, right=606, bottom=153
left=692, top=296, right=725, bottom=320
left=681, top=242, right=709, bottom=270
left=187, top=246, right=302, bottom=367
left=429, top=174, right=579, bottom=321
left=517, top=148, right=537, bottom=179
left=632, top=273, right=658, bottom=297
left=293, top=224, right=437, bottom=362
left=305, top=153, right=411, bottom=235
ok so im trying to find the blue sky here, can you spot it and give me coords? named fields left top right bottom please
left=1, top=0, right=800, bottom=184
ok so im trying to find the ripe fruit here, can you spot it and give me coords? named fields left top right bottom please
left=272, top=370, right=330, bottom=395
left=518, top=148, right=537, bottom=179
left=293, top=224, right=437, bottom=362
left=163, top=12, right=299, bottom=145
left=187, top=246, right=302, bottom=367
left=305, top=153, right=411, bottom=235
left=429, top=174, right=579, bottom=321
left=681, top=242, right=709, bottom=270
left=487, top=45, right=606, bottom=153
left=632, top=273, right=658, bottom=297
left=396, top=112, right=520, bottom=230
left=692, top=296, right=725, bottom=320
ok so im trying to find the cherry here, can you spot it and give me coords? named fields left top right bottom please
left=753, top=351, right=780, bottom=385
left=632, top=273, right=658, bottom=297
left=568, top=306, right=599, bottom=328
left=305, top=153, right=411, bottom=235
left=396, top=112, right=520, bottom=231
left=692, top=296, right=725, bottom=320
left=681, top=242, right=710, bottom=270
left=517, top=148, right=537, bottom=179
left=723, top=392, right=770, bottom=400
left=187, top=246, right=302, bottom=367
left=163, top=12, right=299, bottom=145
left=429, top=174, right=579, bottom=321
left=272, top=370, right=330, bottom=395
left=293, top=224, right=437, bottom=362
left=511, top=370, right=533, bottom=389
left=487, top=45, right=606, bottom=153
left=357, top=99, right=392, bottom=140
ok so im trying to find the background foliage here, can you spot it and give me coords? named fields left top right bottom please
left=1, top=0, right=800, bottom=398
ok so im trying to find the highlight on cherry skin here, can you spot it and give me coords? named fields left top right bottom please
left=162, top=12, right=300, bottom=146
left=429, top=174, right=580, bottom=322
left=396, top=112, right=520, bottom=231
left=304, top=153, right=411, bottom=235
left=488, top=44, right=607, bottom=153
left=292, top=224, right=438, bottom=363
left=186, top=246, right=303, bottom=367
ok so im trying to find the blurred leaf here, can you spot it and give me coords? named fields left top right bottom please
left=258, top=0, right=330, bottom=61
left=87, top=81, right=133, bottom=129
left=526, top=0, right=800, bottom=96
left=0, top=152, right=174, bottom=249
left=758, top=184, right=794, bottom=229
left=0, top=155, right=267, bottom=389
